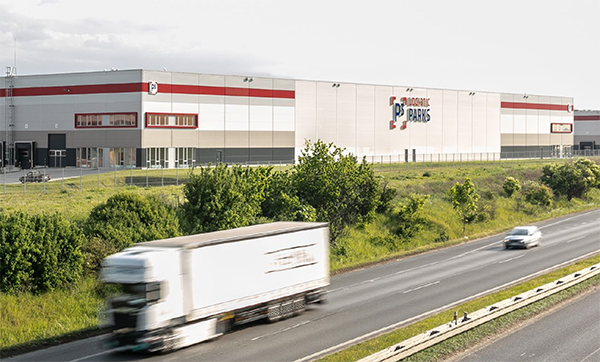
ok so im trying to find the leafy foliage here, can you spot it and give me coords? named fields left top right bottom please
left=376, top=182, right=397, bottom=213
left=540, top=158, right=600, bottom=200
left=390, top=194, right=430, bottom=241
left=180, top=164, right=268, bottom=234
left=261, top=170, right=317, bottom=222
left=0, top=212, right=84, bottom=293
left=85, top=192, right=180, bottom=250
left=293, top=140, right=380, bottom=243
left=522, top=181, right=553, bottom=207
left=502, top=176, right=521, bottom=197
left=449, top=177, right=480, bottom=234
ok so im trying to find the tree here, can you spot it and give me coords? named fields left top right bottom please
left=1, top=212, right=84, bottom=293
left=502, top=176, right=521, bottom=197
left=449, top=177, right=480, bottom=234
left=540, top=158, right=600, bottom=200
left=180, top=164, right=268, bottom=234
left=85, top=192, right=180, bottom=250
left=293, top=140, right=380, bottom=243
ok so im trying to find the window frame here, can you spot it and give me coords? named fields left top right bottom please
left=74, top=112, right=138, bottom=129
left=145, top=112, right=198, bottom=129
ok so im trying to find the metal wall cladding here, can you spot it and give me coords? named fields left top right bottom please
left=294, top=81, right=503, bottom=159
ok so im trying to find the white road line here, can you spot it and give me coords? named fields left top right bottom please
left=499, top=254, right=525, bottom=264
left=539, top=209, right=598, bottom=230
left=567, top=235, right=588, bottom=244
left=293, top=250, right=600, bottom=362
left=67, top=349, right=115, bottom=362
left=403, top=280, right=440, bottom=294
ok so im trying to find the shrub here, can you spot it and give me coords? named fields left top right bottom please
left=376, top=182, right=397, bottom=213
left=85, top=192, right=180, bottom=250
left=449, top=177, right=480, bottom=234
left=180, top=164, right=267, bottom=234
left=389, top=194, right=430, bottom=241
left=503, top=177, right=521, bottom=197
left=261, top=170, right=316, bottom=222
left=0, top=212, right=84, bottom=293
left=540, top=158, right=600, bottom=200
left=293, top=140, right=380, bottom=243
left=523, top=181, right=553, bottom=207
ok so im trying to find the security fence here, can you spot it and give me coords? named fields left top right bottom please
left=1, top=150, right=599, bottom=195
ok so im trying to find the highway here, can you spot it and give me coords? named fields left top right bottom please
left=5, top=208, right=600, bottom=362
left=453, top=287, right=600, bottom=362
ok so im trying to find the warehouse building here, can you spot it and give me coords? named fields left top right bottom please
left=1, top=69, right=575, bottom=169
left=574, top=109, right=600, bottom=151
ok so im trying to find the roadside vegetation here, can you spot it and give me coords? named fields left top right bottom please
left=1, top=143, right=599, bottom=353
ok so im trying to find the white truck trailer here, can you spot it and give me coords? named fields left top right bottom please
left=100, top=222, right=329, bottom=352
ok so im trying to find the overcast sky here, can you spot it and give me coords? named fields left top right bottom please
left=1, top=0, right=599, bottom=109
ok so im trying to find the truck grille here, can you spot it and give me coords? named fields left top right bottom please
left=113, top=311, right=137, bottom=330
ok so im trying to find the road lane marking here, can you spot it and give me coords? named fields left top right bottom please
left=567, top=235, right=587, bottom=244
left=294, top=250, right=600, bottom=362
left=499, top=254, right=525, bottom=264
left=403, top=280, right=440, bottom=294
left=67, top=349, right=115, bottom=362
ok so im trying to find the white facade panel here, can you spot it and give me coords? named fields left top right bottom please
left=425, top=89, right=443, bottom=154
left=294, top=81, right=317, bottom=150
left=457, top=91, right=473, bottom=154
left=198, top=103, right=225, bottom=131
left=225, top=104, right=248, bottom=131
left=374, top=86, right=394, bottom=156
left=273, top=106, right=295, bottom=132
left=249, top=105, right=273, bottom=131
left=471, top=93, right=488, bottom=153
left=355, top=84, right=375, bottom=157
left=442, top=90, right=459, bottom=154
left=486, top=93, right=501, bottom=152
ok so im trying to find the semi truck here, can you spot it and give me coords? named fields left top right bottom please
left=100, top=222, right=330, bottom=352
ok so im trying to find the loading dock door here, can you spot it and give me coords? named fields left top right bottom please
left=14, top=141, right=35, bottom=169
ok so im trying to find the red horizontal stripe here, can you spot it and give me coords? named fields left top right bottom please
left=574, top=115, right=600, bottom=121
left=1, top=82, right=294, bottom=99
left=501, top=101, right=568, bottom=111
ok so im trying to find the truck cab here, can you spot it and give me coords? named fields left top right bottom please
left=101, top=247, right=184, bottom=351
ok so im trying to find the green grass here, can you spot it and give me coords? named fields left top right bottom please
left=0, top=276, right=110, bottom=352
left=320, top=254, right=600, bottom=362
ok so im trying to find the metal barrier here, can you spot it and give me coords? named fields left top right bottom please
left=358, top=263, right=600, bottom=362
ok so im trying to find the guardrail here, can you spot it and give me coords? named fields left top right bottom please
left=358, top=263, right=600, bottom=362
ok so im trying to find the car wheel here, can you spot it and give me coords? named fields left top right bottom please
left=504, top=244, right=509, bottom=250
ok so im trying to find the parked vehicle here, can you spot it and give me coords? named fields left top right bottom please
left=503, top=226, right=542, bottom=249
left=19, top=170, right=50, bottom=183
left=101, top=222, right=330, bottom=352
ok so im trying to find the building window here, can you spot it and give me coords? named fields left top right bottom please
left=75, top=113, right=137, bottom=128
left=76, top=147, right=105, bottom=168
left=146, top=113, right=198, bottom=128
left=176, top=147, right=195, bottom=168
left=146, top=147, right=168, bottom=168
left=110, top=148, right=136, bottom=168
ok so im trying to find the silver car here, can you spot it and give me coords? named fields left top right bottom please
left=503, top=226, right=542, bottom=249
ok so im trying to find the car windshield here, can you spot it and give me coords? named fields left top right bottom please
left=509, top=228, right=529, bottom=236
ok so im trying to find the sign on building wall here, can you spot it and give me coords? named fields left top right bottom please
left=148, top=81, right=158, bottom=95
left=550, top=123, right=573, bottom=133
left=389, top=96, right=431, bottom=130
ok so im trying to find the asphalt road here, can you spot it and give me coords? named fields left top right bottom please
left=5, top=209, right=600, bottom=362
left=454, top=287, right=600, bottom=362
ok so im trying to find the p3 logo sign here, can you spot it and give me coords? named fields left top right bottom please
left=390, top=96, right=407, bottom=130
left=389, top=95, right=431, bottom=130
left=148, top=81, right=158, bottom=95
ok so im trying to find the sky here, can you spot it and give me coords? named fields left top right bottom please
left=1, top=0, right=599, bottom=109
